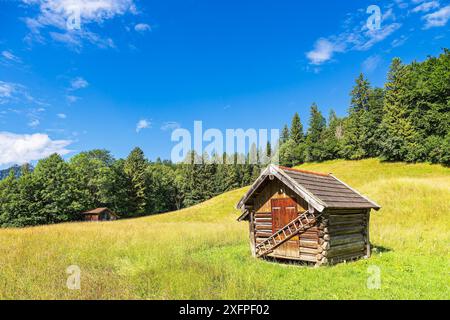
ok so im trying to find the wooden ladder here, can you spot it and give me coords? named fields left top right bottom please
left=255, top=211, right=319, bottom=258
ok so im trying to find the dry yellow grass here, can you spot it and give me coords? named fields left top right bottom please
left=0, top=159, right=448, bottom=299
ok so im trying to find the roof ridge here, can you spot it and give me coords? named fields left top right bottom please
left=278, top=166, right=330, bottom=177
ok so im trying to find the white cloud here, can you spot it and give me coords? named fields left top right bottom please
left=362, top=55, right=382, bottom=73
left=423, top=5, right=450, bottom=28
left=0, top=132, right=72, bottom=167
left=0, top=81, right=16, bottom=101
left=134, top=23, right=151, bottom=32
left=136, top=119, right=151, bottom=133
left=57, top=113, right=67, bottom=119
left=28, top=119, right=40, bottom=128
left=70, top=77, right=89, bottom=90
left=21, top=0, right=137, bottom=49
left=356, top=23, right=402, bottom=51
left=161, top=121, right=180, bottom=131
left=306, top=38, right=344, bottom=65
left=66, top=95, right=80, bottom=103
left=306, top=21, right=401, bottom=65
left=391, top=35, right=409, bottom=48
left=412, top=1, right=440, bottom=13
left=394, top=0, right=410, bottom=9
left=1, top=51, right=22, bottom=63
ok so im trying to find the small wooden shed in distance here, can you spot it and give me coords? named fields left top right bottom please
left=81, top=208, right=118, bottom=222
left=237, top=165, right=381, bottom=266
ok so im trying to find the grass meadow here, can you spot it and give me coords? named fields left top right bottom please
left=0, top=159, right=448, bottom=299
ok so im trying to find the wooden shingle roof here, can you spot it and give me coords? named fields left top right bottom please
left=280, top=167, right=380, bottom=210
left=237, top=165, right=380, bottom=220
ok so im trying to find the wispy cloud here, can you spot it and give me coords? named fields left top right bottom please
left=136, top=119, right=151, bottom=133
left=306, top=39, right=345, bottom=65
left=0, top=132, right=72, bottom=167
left=21, top=0, right=138, bottom=50
left=306, top=6, right=401, bottom=65
left=0, top=81, right=16, bottom=103
left=66, top=95, right=80, bottom=104
left=0, top=81, right=43, bottom=106
left=28, top=119, right=40, bottom=128
left=70, top=77, right=89, bottom=90
left=356, top=23, right=402, bottom=51
left=1, top=51, right=22, bottom=65
left=362, top=54, right=382, bottom=73
left=412, top=1, right=440, bottom=13
left=161, top=121, right=180, bottom=131
left=391, top=34, right=409, bottom=48
left=423, top=5, right=450, bottom=28
left=57, top=113, right=67, bottom=119
left=135, top=23, right=151, bottom=33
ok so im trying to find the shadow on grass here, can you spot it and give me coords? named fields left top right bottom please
left=261, top=257, right=315, bottom=267
left=371, top=244, right=392, bottom=255
left=258, top=245, right=393, bottom=267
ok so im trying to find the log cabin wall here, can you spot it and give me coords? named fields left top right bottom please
left=317, top=208, right=369, bottom=265
left=251, top=179, right=319, bottom=262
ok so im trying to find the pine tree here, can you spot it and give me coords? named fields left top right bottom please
left=280, top=124, right=290, bottom=145
left=124, top=147, right=148, bottom=215
left=342, top=73, right=371, bottom=159
left=322, top=109, right=344, bottom=160
left=267, top=141, right=272, bottom=157
left=290, top=113, right=304, bottom=144
left=380, top=58, right=417, bottom=161
left=305, top=103, right=326, bottom=162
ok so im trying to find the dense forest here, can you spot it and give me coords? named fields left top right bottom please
left=278, top=49, right=449, bottom=166
left=0, top=50, right=448, bottom=227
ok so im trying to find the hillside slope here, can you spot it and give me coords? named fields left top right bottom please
left=0, top=159, right=448, bottom=299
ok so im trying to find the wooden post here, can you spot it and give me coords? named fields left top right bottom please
left=365, top=209, right=371, bottom=258
left=249, top=211, right=256, bottom=257
left=316, top=213, right=329, bottom=267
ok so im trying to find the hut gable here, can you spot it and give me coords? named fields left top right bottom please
left=237, top=165, right=380, bottom=221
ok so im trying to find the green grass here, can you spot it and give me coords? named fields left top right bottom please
left=0, top=159, right=449, bottom=299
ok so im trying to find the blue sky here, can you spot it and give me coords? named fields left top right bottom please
left=0, top=0, right=449, bottom=168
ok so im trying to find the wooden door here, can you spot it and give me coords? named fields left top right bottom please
left=271, top=198, right=299, bottom=257
left=272, top=198, right=298, bottom=233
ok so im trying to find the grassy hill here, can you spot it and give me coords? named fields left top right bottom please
left=0, top=159, right=448, bottom=299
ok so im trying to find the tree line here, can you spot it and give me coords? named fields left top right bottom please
left=0, top=49, right=448, bottom=227
left=279, top=49, right=449, bottom=166
left=0, top=148, right=264, bottom=227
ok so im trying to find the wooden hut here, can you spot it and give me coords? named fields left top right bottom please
left=237, top=165, right=381, bottom=266
left=81, top=208, right=118, bottom=222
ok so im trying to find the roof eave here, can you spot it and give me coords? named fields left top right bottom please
left=236, top=165, right=327, bottom=221
left=329, top=174, right=382, bottom=211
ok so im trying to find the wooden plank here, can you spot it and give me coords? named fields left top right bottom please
left=328, top=220, right=365, bottom=228
left=326, top=241, right=366, bottom=258
left=249, top=213, right=256, bottom=257
left=328, top=251, right=365, bottom=264
left=329, top=234, right=365, bottom=246
left=299, top=239, right=319, bottom=249
left=255, top=213, right=272, bottom=218
left=299, top=247, right=319, bottom=255
left=298, top=253, right=318, bottom=262
left=328, top=225, right=365, bottom=236
left=366, top=209, right=371, bottom=258
left=329, top=214, right=366, bottom=220
left=256, top=232, right=272, bottom=238
left=255, top=225, right=272, bottom=231
left=327, top=208, right=366, bottom=214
